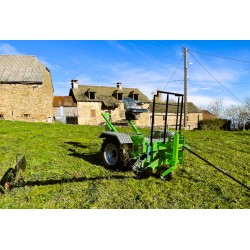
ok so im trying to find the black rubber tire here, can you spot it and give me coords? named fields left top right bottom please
left=101, top=138, right=131, bottom=171
left=156, top=165, right=173, bottom=181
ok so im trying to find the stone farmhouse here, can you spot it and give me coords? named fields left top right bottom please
left=0, top=55, right=54, bottom=123
left=68, top=80, right=151, bottom=125
left=67, top=80, right=202, bottom=129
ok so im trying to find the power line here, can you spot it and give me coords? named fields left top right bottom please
left=189, top=80, right=250, bottom=85
left=163, top=57, right=183, bottom=90
left=188, top=49, right=250, bottom=64
left=188, top=50, right=243, bottom=104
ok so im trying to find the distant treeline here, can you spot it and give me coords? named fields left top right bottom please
left=198, top=119, right=250, bottom=130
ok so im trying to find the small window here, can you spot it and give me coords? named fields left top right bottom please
left=129, top=93, right=139, bottom=100
left=89, top=92, right=96, bottom=100
left=133, top=94, right=139, bottom=101
left=90, top=109, right=96, bottom=118
left=23, top=114, right=31, bottom=117
left=117, top=93, right=123, bottom=100
left=0, top=114, right=4, bottom=119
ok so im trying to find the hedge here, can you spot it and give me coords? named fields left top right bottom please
left=198, top=119, right=230, bottom=130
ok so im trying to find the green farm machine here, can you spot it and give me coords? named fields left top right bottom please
left=99, top=90, right=249, bottom=190
left=99, top=90, right=186, bottom=180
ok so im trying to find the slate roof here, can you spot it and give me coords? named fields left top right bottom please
left=149, top=102, right=202, bottom=113
left=70, top=84, right=151, bottom=108
left=0, top=55, right=47, bottom=83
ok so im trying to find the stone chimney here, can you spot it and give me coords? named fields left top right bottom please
left=117, top=82, right=122, bottom=90
left=71, top=79, right=79, bottom=89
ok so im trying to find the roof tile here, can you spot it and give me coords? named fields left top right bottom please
left=0, top=55, right=47, bottom=83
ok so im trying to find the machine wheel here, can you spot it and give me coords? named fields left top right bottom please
left=156, top=165, right=173, bottom=181
left=101, top=139, right=131, bottom=171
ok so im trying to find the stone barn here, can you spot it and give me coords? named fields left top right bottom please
left=0, top=55, right=54, bottom=123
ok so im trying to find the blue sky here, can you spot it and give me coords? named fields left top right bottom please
left=0, top=40, right=250, bottom=107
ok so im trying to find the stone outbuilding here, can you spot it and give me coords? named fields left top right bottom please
left=53, top=96, right=78, bottom=124
left=0, top=55, right=54, bottom=123
left=147, top=101, right=203, bottom=130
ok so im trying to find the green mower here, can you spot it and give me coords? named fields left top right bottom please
left=99, top=90, right=186, bottom=180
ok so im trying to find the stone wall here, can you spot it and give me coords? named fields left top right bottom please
left=186, top=113, right=202, bottom=130
left=77, top=102, right=103, bottom=125
left=77, top=101, right=126, bottom=125
left=134, top=112, right=202, bottom=130
left=0, top=69, right=54, bottom=123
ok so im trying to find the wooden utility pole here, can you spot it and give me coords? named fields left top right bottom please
left=183, top=47, right=188, bottom=129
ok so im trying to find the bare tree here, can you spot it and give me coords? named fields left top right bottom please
left=207, top=98, right=224, bottom=118
left=244, top=97, right=250, bottom=120
left=225, top=98, right=250, bottom=130
left=225, top=105, right=241, bottom=129
left=237, top=108, right=248, bottom=130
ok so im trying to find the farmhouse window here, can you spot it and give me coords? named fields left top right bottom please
left=129, top=93, right=139, bottom=101
left=23, top=114, right=31, bottom=117
left=133, top=94, right=139, bottom=101
left=117, top=93, right=123, bottom=100
left=89, top=92, right=96, bottom=99
left=0, top=114, right=3, bottom=119
left=90, top=109, right=96, bottom=117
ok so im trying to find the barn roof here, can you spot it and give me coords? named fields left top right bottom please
left=53, top=96, right=77, bottom=107
left=70, top=84, right=151, bottom=108
left=0, top=55, right=47, bottom=83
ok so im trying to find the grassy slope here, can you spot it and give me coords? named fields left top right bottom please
left=0, top=120, right=249, bottom=208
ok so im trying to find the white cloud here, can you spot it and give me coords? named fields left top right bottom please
left=75, top=74, right=93, bottom=84
left=106, top=41, right=128, bottom=53
left=38, top=57, right=61, bottom=71
left=188, top=94, right=240, bottom=108
left=189, top=66, right=239, bottom=84
left=0, top=43, right=20, bottom=54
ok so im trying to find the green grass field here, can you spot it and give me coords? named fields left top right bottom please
left=0, top=120, right=249, bottom=208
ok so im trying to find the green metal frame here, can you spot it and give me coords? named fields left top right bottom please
left=101, top=113, right=118, bottom=133
left=100, top=91, right=186, bottom=179
left=101, top=113, right=185, bottom=179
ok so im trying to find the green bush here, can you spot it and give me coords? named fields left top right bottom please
left=198, top=119, right=230, bottom=130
